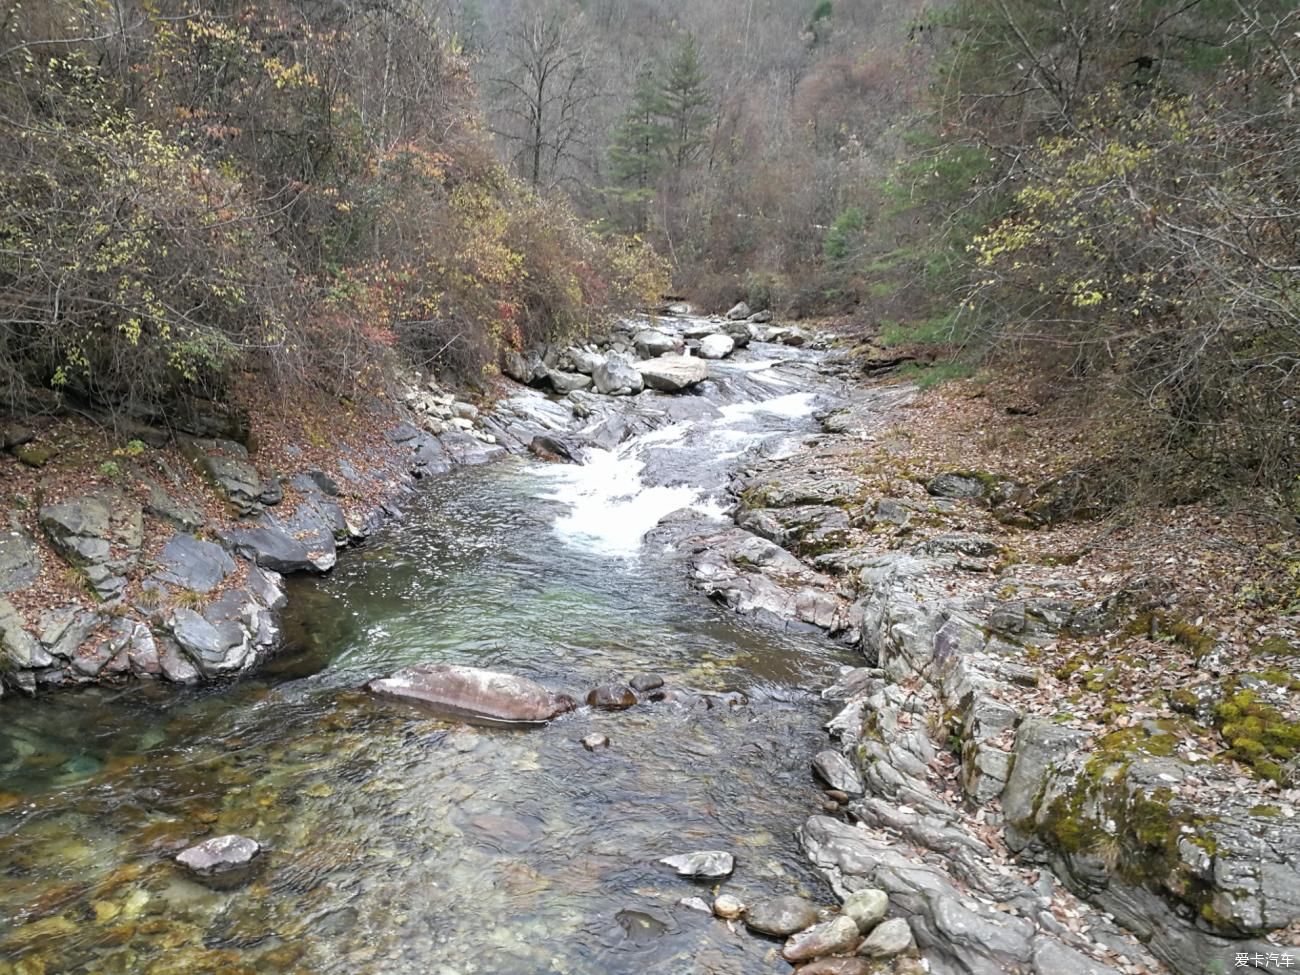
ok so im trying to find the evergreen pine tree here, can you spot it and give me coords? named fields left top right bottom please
left=658, top=34, right=713, bottom=175
left=608, top=66, right=668, bottom=231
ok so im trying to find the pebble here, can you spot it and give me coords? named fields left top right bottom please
left=713, top=894, right=745, bottom=919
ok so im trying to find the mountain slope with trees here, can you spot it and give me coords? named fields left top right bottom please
left=0, top=0, right=664, bottom=425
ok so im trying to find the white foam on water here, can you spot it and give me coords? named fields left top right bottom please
left=728, top=358, right=783, bottom=373
left=532, top=390, right=818, bottom=556
left=718, top=392, right=818, bottom=426
left=531, top=424, right=715, bottom=556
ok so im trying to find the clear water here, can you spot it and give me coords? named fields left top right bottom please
left=0, top=349, right=860, bottom=974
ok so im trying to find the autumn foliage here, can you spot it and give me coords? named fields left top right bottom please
left=0, top=0, right=665, bottom=417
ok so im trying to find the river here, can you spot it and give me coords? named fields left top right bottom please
left=0, top=334, right=864, bottom=974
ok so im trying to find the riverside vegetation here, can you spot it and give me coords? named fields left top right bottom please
left=1, top=3, right=1299, bottom=975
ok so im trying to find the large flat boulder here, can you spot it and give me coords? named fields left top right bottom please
left=637, top=355, right=708, bottom=393
left=152, top=533, right=236, bottom=593
left=366, top=663, right=577, bottom=726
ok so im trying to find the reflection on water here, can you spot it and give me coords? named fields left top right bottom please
left=0, top=354, right=859, bottom=974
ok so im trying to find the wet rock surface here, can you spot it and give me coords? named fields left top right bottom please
left=367, top=663, right=578, bottom=725
left=586, top=684, right=637, bottom=710
left=659, top=850, right=735, bottom=879
left=743, top=895, right=819, bottom=937
left=175, top=834, right=262, bottom=887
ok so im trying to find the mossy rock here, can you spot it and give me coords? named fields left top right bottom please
left=1214, top=679, right=1300, bottom=783
left=11, top=443, right=58, bottom=468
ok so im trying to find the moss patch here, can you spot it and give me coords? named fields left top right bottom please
left=1253, top=636, right=1300, bottom=658
left=1214, top=680, right=1300, bottom=783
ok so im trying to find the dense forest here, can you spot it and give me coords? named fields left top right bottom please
left=2, top=0, right=1298, bottom=498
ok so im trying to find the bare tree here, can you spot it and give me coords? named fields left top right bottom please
left=489, top=4, right=597, bottom=190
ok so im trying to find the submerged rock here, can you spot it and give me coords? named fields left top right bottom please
left=744, top=895, right=819, bottom=937
left=366, top=663, right=577, bottom=726
left=616, top=909, right=670, bottom=944
left=629, top=673, right=664, bottom=693
left=659, top=850, right=734, bottom=879
left=175, top=834, right=262, bottom=887
left=580, top=734, right=610, bottom=751
left=586, top=684, right=637, bottom=710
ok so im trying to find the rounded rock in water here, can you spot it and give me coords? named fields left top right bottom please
left=713, top=893, right=745, bottom=919
left=629, top=673, right=664, bottom=693
left=659, top=850, right=734, bottom=879
left=580, top=734, right=610, bottom=751
left=743, top=895, right=820, bottom=937
left=174, top=834, right=262, bottom=888
left=585, top=685, right=636, bottom=711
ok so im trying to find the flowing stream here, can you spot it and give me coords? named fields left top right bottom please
left=0, top=340, right=864, bottom=974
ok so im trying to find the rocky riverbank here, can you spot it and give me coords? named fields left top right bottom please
left=4, top=304, right=1295, bottom=975
left=656, top=360, right=1300, bottom=974
left=0, top=303, right=806, bottom=695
